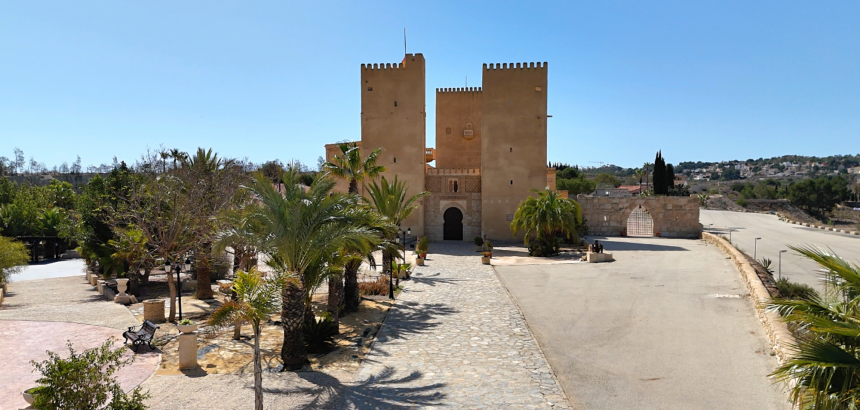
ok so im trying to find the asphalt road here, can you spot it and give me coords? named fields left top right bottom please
left=8, top=259, right=86, bottom=282
left=700, top=210, right=860, bottom=294
left=495, top=238, right=788, bottom=410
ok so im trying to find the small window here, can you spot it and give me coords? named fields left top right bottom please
left=506, top=214, right=514, bottom=222
left=510, top=147, right=513, bottom=152
left=393, top=157, right=397, bottom=163
left=510, top=180, right=513, bottom=185
left=394, top=101, right=397, bottom=107
left=446, top=127, right=452, bottom=135
left=367, top=87, right=373, bottom=91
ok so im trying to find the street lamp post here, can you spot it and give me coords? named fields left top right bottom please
left=729, top=228, right=735, bottom=243
left=165, top=257, right=192, bottom=321
left=708, top=224, right=713, bottom=233
left=754, top=237, right=761, bottom=261
left=779, top=249, right=787, bottom=280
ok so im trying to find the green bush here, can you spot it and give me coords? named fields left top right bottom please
left=416, top=236, right=429, bottom=255
left=0, top=235, right=30, bottom=285
left=775, top=277, right=818, bottom=301
left=528, top=236, right=560, bottom=257
left=302, top=317, right=338, bottom=353
left=473, top=236, right=483, bottom=246
left=736, top=198, right=748, bottom=207
left=30, top=339, right=149, bottom=410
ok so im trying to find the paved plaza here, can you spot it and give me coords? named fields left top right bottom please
left=496, top=237, right=789, bottom=410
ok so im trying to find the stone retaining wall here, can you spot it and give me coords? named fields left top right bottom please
left=777, top=213, right=860, bottom=236
left=702, top=232, right=794, bottom=365
left=577, top=195, right=702, bottom=238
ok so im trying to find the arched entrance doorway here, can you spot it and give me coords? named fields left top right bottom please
left=443, top=207, right=464, bottom=240
left=626, top=205, right=654, bottom=237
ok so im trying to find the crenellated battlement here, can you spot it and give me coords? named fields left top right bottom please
left=436, top=87, right=482, bottom=93
left=482, top=62, right=547, bottom=70
left=361, top=53, right=423, bottom=71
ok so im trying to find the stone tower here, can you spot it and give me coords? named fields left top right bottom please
left=480, top=62, right=549, bottom=239
left=435, top=87, right=482, bottom=169
left=360, top=54, right=427, bottom=235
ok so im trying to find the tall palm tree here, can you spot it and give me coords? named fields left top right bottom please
left=183, top=148, right=241, bottom=299
left=510, top=188, right=582, bottom=257
left=642, top=162, right=653, bottom=192
left=213, top=204, right=263, bottom=339
left=323, top=142, right=386, bottom=194
left=364, top=176, right=429, bottom=287
left=767, top=246, right=860, bottom=410
left=209, top=269, right=284, bottom=410
left=634, top=169, right=647, bottom=196
left=244, top=167, right=380, bottom=370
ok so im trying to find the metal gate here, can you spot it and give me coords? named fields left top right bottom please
left=626, top=206, right=654, bottom=237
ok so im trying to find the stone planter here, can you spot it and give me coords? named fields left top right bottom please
left=23, top=387, right=38, bottom=404
left=177, top=324, right=199, bottom=334
left=143, top=299, right=166, bottom=323
left=416, top=257, right=424, bottom=266
left=481, top=256, right=491, bottom=265
left=114, top=278, right=130, bottom=304
left=97, top=280, right=106, bottom=294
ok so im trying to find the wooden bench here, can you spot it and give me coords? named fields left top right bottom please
left=123, top=320, right=159, bottom=352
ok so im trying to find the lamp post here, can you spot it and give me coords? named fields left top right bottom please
left=728, top=228, right=735, bottom=243
left=708, top=224, right=713, bottom=233
left=165, top=256, right=192, bottom=321
left=754, top=237, right=761, bottom=260
left=779, top=249, right=787, bottom=280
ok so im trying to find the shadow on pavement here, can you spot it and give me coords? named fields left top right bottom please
left=269, top=366, right=446, bottom=410
left=589, top=238, right=689, bottom=252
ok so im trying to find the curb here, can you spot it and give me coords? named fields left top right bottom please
left=776, top=213, right=860, bottom=236
left=702, top=232, right=795, bottom=365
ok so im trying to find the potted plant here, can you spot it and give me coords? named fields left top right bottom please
left=481, top=252, right=491, bottom=265
left=485, top=240, right=493, bottom=258
left=23, top=387, right=42, bottom=405
left=177, top=318, right=198, bottom=334
left=417, top=236, right=429, bottom=259
left=474, top=236, right=484, bottom=252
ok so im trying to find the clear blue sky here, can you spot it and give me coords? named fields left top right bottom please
left=2, top=1, right=858, bottom=170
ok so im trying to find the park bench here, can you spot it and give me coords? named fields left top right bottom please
left=123, top=320, right=159, bottom=352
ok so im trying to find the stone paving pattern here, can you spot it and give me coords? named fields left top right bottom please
left=0, top=275, right=138, bottom=330
left=354, top=242, right=572, bottom=409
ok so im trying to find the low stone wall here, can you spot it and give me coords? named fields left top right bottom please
left=777, top=213, right=860, bottom=236
left=577, top=195, right=702, bottom=238
left=702, top=232, right=794, bottom=365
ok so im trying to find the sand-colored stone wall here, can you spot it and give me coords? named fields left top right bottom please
left=577, top=195, right=702, bottom=238
left=424, top=174, right=481, bottom=241
left=435, top=88, right=482, bottom=169
left=361, top=54, right=427, bottom=236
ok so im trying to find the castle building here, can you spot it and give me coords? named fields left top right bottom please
left=324, top=53, right=555, bottom=241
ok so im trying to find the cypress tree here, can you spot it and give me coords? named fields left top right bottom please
left=653, top=151, right=666, bottom=195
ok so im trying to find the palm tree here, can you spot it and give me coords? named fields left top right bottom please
left=244, top=167, right=380, bottom=370
left=510, top=188, right=582, bottom=257
left=767, top=245, right=860, bottom=409
left=634, top=169, right=647, bottom=196
left=323, top=142, right=386, bottom=194
left=364, top=176, right=429, bottom=291
left=642, top=162, right=653, bottom=192
left=209, top=269, right=284, bottom=410
left=213, top=204, right=263, bottom=339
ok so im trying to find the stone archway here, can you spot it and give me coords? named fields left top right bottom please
left=443, top=207, right=464, bottom=240
left=626, top=205, right=654, bottom=237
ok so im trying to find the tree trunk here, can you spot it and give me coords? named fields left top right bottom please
left=327, top=273, right=344, bottom=332
left=253, top=324, right=263, bottom=410
left=196, top=251, right=214, bottom=299
left=281, top=278, right=307, bottom=371
left=382, top=250, right=392, bottom=295
left=349, top=179, right=358, bottom=195
left=167, top=272, right=177, bottom=322
left=344, top=259, right=361, bottom=313
left=141, top=264, right=152, bottom=285
left=301, top=276, right=315, bottom=327
left=128, top=268, right=140, bottom=297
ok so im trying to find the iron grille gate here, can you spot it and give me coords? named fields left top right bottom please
left=627, top=206, right=654, bottom=237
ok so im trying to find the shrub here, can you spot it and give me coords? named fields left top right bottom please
left=736, top=198, right=748, bottom=207
left=473, top=236, right=483, bottom=246
left=417, top=236, right=429, bottom=255
left=775, top=277, right=818, bottom=301
left=358, top=276, right=389, bottom=296
left=0, top=236, right=30, bottom=285
left=302, top=317, right=338, bottom=353
left=528, top=236, right=560, bottom=257
left=30, top=339, right=150, bottom=410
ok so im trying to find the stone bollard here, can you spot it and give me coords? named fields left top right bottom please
left=143, top=299, right=166, bottom=323
left=97, top=280, right=105, bottom=295
left=178, top=332, right=198, bottom=370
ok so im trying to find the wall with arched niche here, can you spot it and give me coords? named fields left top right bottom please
left=576, top=195, right=701, bottom=238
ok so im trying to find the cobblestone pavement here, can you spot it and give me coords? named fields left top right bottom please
left=353, top=242, right=572, bottom=409
left=0, top=275, right=138, bottom=330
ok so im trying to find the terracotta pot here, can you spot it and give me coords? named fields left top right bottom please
left=420, top=253, right=427, bottom=258
left=481, top=256, right=491, bottom=265
left=416, top=257, right=424, bottom=266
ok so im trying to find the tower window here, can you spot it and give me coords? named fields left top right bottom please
left=446, top=127, right=452, bottom=135
left=367, top=87, right=373, bottom=91
left=394, top=101, right=397, bottom=107
left=510, top=147, right=512, bottom=152
left=510, top=180, right=513, bottom=185
left=393, top=157, right=397, bottom=163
